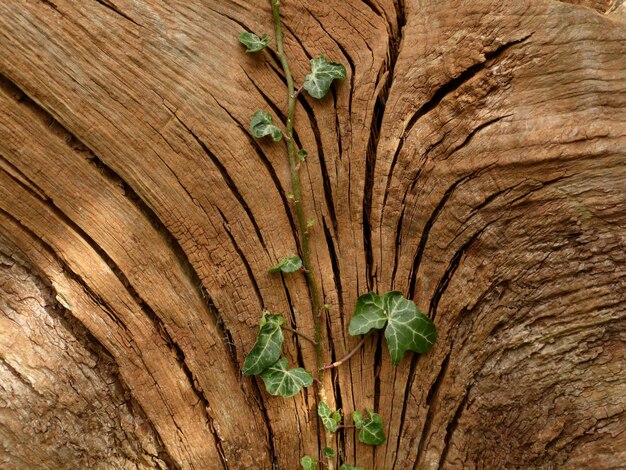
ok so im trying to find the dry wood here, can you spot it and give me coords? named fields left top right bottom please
left=1, top=0, right=624, bottom=468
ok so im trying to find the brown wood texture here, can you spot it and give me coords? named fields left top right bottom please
left=1, top=0, right=624, bottom=468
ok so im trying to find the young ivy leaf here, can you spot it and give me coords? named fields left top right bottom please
left=340, top=466, right=364, bottom=470
left=318, top=402, right=342, bottom=432
left=269, top=255, right=303, bottom=274
left=352, top=410, right=364, bottom=428
left=348, top=291, right=437, bottom=365
left=297, top=149, right=308, bottom=162
left=302, top=55, right=347, bottom=99
left=353, top=409, right=385, bottom=446
left=260, top=358, right=313, bottom=397
left=250, top=110, right=283, bottom=141
left=323, top=447, right=336, bottom=458
left=238, top=32, right=270, bottom=53
left=300, top=455, right=317, bottom=470
left=242, top=312, right=285, bottom=376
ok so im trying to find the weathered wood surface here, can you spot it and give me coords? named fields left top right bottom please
left=0, top=0, right=624, bottom=468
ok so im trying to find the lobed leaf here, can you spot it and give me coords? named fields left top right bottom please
left=302, top=55, right=347, bottom=99
left=353, top=409, right=385, bottom=446
left=242, top=312, right=285, bottom=376
left=260, top=358, right=313, bottom=397
left=250, top=110, right=283, bottom=141
left=269, top=255, right=303, bottom=273
left=323, top=447, right=336, bottom=458
left=300, top=455, right=317, bottom=470
left=383, top=292, right=437, bottom=365
left=352, top=410, right=364, bottom=428
left=238, top=32, right=270, bottom=52
left=318, top=401, right=342, bottom=432
left=348, top=292, right=387, bottom=336
left=348, top=291, right=437, bottom=365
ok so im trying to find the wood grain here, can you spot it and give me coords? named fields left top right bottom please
left=1, top=0, right=624, bottom=468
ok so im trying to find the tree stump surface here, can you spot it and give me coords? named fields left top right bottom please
left=0, top=0, right=624, bottom=468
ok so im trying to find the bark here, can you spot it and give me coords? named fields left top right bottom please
left=0, top=0, right=624, bottom=468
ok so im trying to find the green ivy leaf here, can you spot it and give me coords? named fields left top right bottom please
left=297, top=149, right=308, bottom=162
left=302, top=55, right=347, bottom=99
left=382, top=292, right=437, bottom=365
left=340, top=465, right=364, bottom=470
left=260, top=358, right=313, bottom=397
left=300, top=455, right=317, bottom=470
left=269, top=255, right=303, bottom=273
left=348, top=292, right=387, bottom=335
left=348, top=291, right=437, bottom=365
left=242, top=312, right=285, bottom=376
left=238, top=32, right=270, bottom=53
left=353, top=409, right=385, bottom=446
left=250, top=110, right=283, bottom=141
left=323, top=447, right=336, bottom=458
left=318, top=402, right=342, bottom=432
left=352, top=410, right=364, bottom=428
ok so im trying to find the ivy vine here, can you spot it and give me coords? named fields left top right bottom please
left=237, top=1, right=437, bottom=468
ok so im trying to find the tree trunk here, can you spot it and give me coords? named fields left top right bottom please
left=0, top=0, right=624, bottom=468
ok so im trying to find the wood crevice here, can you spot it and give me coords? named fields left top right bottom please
left=206, top=98, right=302, bottom=252
left=412, top=350, right=452, bottom=467
left=168, top=108, right=270, bottom=254
left=434, top=385, right=472, bottom=470
left=215, top=207, right=265, bottom=310
left=382, top=34, right=533, bottom=216
left=443, top=114, right=513, bottom=162
left=367, top=0, right=406, bottom=291
left=93, top=0, right=143, bottom=28
left=407, top=165, right=495, bottom=299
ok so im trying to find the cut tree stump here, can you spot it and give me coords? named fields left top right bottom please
left=1, top=0, right=624, bottom=468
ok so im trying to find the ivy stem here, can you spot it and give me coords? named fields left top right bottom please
left=282, top=326, right=317, bottom=345
left=271, top=0, right=332, bottom=466
left=270, top=0, right=322, bottom=371
left=320, top=335, right=368, bottom=370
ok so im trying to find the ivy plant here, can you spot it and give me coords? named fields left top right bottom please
left=238, top=32, right=271, bottom=52
left=318, top=402, right=342, bottom=433
left=260, top=358, right=313, bottom=397
left=242, top=311, right=312, bottom=397
left=238, top=0, right=437, bottom=468
left=249, top=110, right=283, bottom=141
left=242, top=311, right=284, bottom=375
left=269, top=255, right=303, bottom=273
left=301, top=457, right=364, bottom=470
left=300, top=455, right=317, bottom=470
left=324, top=447, right=336, bottom=458
left=349, top=292, right=437, bottom=365
left=352, top=409, right=386, bottom=446
left=302, top=55, right=347, bottom=99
